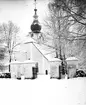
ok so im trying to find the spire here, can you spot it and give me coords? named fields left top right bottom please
left=30, top=0, right=42, bottom=33
left=33, top=0, right=38, bottom=19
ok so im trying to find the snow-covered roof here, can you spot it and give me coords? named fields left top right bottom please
left=10, top=61, right=21, bottom=64
left=23, top=60, right=37, bottom=64
left=66, top=57, right=78, bottom=61
left=22, top=36, right=36, bottom=44
left=5, top=61, right=22, bottom=65
left=5, top=60, right=37, bottom=65
left=45, top=55, right=61, bottom=62
left=33, top=43, right=55, bottom=55
left=32, top=43, right=61, bottom=62
left=19, top=36, right=59, bottom=62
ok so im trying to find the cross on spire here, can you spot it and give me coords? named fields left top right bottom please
left=34, top=0, right=38, bottom=18
left=34, top=0, right=37, bottom=9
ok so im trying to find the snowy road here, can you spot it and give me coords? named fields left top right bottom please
left=0, top=77, right=86, bottom=105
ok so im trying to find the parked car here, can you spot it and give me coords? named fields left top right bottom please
left=0, top=72, right=11, bottom=78
left=74, top=70, right=86, bottom=77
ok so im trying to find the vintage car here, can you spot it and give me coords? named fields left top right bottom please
left=74, top=70, right=86, bottom=77
left=0, top=72, right=11, bottom=78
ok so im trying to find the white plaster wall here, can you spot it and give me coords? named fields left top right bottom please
left=31, top=44, right=43, bottom=74
left=67, top=60, right=78, bottom=78
left=50, top=62, right=61, bottom=78
left=42, top=56, right=61, bottom=77
left=23, top=63, right=33, bottom=78
left=11, top=64, right=22, bottom=78
left=42, top=57, right=50, bottom=74
left=11, top=63, right=34, bottom=78
left=13, top=43, right=31, bottom=61
left=24, top=43, right=32, bottom=60
left=14, top=52, right=26, bottom=61
left=20, top=43, right=31, bottom=60
left=67, top=60, right=78, bottom=68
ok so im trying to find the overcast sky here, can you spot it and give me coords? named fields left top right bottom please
left=0, top=0, right=49, bottom=39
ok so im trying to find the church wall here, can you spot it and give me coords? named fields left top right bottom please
left=42, top=56, right=50, bottom=74
left=13, top=43, right=31, bottom=61
left=31, top=44, right=44, bottom=74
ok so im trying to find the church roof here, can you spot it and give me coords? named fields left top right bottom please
left=21, top=36, right=61, bottom=62
left=22, top=36, right=36, bottom=44
left=33, top=43, right=61, bottom=62
left=5, top=60, right=37, bottom=65
left=45, top=55, right=61, bottom=62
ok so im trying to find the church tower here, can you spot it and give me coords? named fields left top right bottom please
left=30, top=0, right=42, bottom=35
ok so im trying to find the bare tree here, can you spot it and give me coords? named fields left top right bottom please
left=0, top=21, right=20, bottom=72
left=44, top=2, right=75, bottom=59
left=0, top=44, right=7, bottom=71
left=50, top=0, right=86, bottom=26
left=44, top=0, right=86, bottom=70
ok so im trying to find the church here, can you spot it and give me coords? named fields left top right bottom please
left=9, top=0, right=62, bottom=79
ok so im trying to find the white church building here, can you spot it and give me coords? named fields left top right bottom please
left=11, top=35, right=61, bottom=79
left=2, top=0, right=62, bottom=79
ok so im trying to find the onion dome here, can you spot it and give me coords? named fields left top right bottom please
left=31, top=19, right=41, bottom=33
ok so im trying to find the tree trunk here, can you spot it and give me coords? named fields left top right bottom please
left=9, top=51, right=11, bottom=72
left=55, top=49, right=58, bottom=58
left=59, top=45, right=63, bottom=60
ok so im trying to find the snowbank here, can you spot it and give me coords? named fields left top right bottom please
left=0, top=77, right=86, bottom=105
left=66, top=57, right=78, bottom=61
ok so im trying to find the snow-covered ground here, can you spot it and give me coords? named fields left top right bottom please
left=0, top=76, right=86, bottom=105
